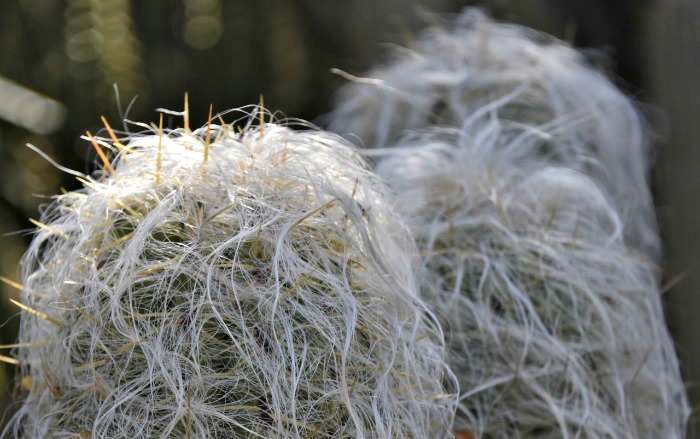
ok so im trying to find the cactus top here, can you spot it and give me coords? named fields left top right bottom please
left=5, top=107, right=456, bottom=438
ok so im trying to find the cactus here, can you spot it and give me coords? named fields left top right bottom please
left=4, top=106, right=456, bottom=438
left=328, top=8, right=657, bottom=258
left=328, top=9, right=689, bottom=439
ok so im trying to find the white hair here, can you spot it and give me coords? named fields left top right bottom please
left=328, top=8, right=689, bottom=439
left=328, top=8, right=658, bottom=258
left=5, top=107, right=456, bottom=438
left=376, top=125, right=688, bottom=438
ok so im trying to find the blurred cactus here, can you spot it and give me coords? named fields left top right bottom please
left=328, top=9, right=689, bottom=439
left=328, top=8, right=657, bottom=258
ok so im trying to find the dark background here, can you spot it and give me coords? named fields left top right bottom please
left=1, top=0, right=698, bottom=436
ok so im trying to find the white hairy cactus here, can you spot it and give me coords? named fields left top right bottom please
left=376, top=127, right=688, bottom=439
left=328, top=8, right=657, bottom=257
left=4, top=106, right=456, bottom=438
left=327, top=8, right=689, bottom=439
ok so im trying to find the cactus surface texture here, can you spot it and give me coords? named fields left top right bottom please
left=329, top=9, right=689, bottom=439
left=5, top=108, right=455, bottom=438
left=329, top=8, right=658, bottom=258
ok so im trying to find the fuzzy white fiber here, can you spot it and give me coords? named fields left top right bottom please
left=328, top=9, right=657, bottom=258
left=5, top=107, right=456, bottom=438
left=327, top=8, right=689, bottom=439
left=376, top=127, right=688, bottom=439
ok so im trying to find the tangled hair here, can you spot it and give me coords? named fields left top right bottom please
left=376, top=126, right=688, bottom=438
left=327, top=8, right=689, bottom=439
left=328, top=8, right=657, bottom=257
left=5, top=107, right=456, bottom=438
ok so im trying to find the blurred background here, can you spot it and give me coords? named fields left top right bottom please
left=0, top=0, right=698, bottom=436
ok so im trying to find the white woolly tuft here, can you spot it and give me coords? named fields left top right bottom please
left=375, top=127, right=688, bottom=438
left=327, top=8, right=689, bottom=439
left=5, top=107, right=456, bottom=438
left=328, top=8, right=657, bottom=258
